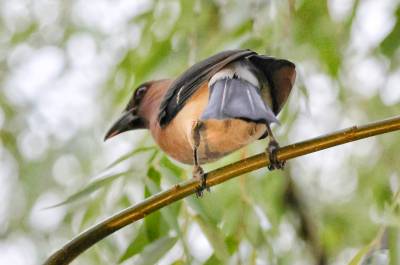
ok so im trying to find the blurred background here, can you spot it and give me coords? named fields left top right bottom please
left=1, top=0, right=400, bottom=264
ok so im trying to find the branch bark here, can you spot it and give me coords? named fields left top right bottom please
left=44, top=116, right=400, bottom=265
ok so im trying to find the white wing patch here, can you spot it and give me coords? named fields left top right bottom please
left=208, top=61, right=275, bottom=111
left=208, top=62, right=259, bottom=88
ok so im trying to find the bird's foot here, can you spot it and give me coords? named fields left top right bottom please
left=266, top=140, right=285, bottom=170
left=193, top=165, right=209, bottom=197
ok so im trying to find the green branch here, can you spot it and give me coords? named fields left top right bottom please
left=44, top=116, right=400, bottom=265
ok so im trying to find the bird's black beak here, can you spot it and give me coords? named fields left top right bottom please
left=104, top=110, right=145, bottom=141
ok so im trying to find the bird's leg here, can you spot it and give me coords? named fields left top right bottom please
left=265, top=124, right=285, bottom=170
left=191, top=120, right=209, bottom=197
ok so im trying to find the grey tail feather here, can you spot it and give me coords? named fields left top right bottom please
left=201, top=78, right=279, bottom=125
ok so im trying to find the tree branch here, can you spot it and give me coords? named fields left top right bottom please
left=44, top=116, right=400, bottom=265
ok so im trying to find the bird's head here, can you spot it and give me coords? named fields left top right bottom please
left=104, top=81, right=153, bottom=141
left=104, top=79, right=172, bottom=141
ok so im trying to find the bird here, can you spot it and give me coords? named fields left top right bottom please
left=105, top=49, right=296, bottom=196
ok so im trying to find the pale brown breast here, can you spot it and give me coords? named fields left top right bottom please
left=150, top=83, right=266, bottom=164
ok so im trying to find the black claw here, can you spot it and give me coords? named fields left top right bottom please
left=266, top=140, right=285, bottom=170
left=193, top=166, right=209, bottom=197
left=195, top=186, right=204, bottom=197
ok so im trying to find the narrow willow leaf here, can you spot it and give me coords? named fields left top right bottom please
left=185, top=196, right=211, bottom=222
left=225, top=235, right=239, bottom=255
left=119, top=225, right=149, bottom=263
left=195, top=215, right=230, bottom=262
left=388, top=227, right=398, bottom=265
left=160, top=156, right=184, bottom=177
left=348, top=245, right=374, bottom=265
left=144, top=168, right=167, bottom=241
left=346, top=191, right=400, bottom=264
left=380, top=7, right=400, bottom=57
left=46, top=171, right=129, bottom=208
left=145, top=168, right=191, bottom=259
left=145, top=174, right=181, bottom=233
left=104, top=146, right=156, bottom=171
left=79, top=190, right=104, bottom=230
left=147, top=166, right=161, bottom=185
left=171, top=260, right=186, bottom=265
left=147, top=149, right=159, bottom=163
left=134, top=236, right=178, bottom=265
left=204, top=254, right=221, bottom=265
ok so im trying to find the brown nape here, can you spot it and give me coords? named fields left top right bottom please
left=136, top=79, right=173, bottom=128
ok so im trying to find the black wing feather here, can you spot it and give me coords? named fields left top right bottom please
left=247, top=55, right=296, bottom=115
left=158, top=49, right=256, bottom=127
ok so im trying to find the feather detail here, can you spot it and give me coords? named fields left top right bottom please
left=201, top=78, right=278, bottom=125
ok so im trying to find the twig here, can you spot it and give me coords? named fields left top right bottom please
left=44, top=116, right=400, bottom=265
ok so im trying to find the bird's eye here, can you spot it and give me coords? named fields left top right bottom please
left=135, top=86, right=147, bottom=98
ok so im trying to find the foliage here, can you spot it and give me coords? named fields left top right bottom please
left=1, top=0, right=400, bottom=264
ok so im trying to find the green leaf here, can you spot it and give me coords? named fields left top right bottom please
left=147, top=166, right=161, bottom=185
left=171, top=260, right=186, bottom=265
left=184, top=196, right=212, bottom=222
left=160, top=156, right=184, bottom=177
left=388, top=227, right=399, bottom=265
left=144, top=169, right=182, bottom=233
left=143, top=169, right=170, bottom=241
left=134, top=236, right=178, bottom=265
left=348, top=245, right=374, bottom=265
left=104, top=146, right=156, bottom=171
left=146, top=178, right=181, bottom=231
left=119, top=225, right=149, bottom=263
left=204, top=254, right=220, bottom=265
left=147, top=149, right=159, bottom=163
left=144, top=206, right=163, bottom=241
left=79, top=190, right=104, bottom=229
left=195, top=215, right=230, bottom=262
left=221, top=202, right=241, bottom=236
left=225, top=235, right=239, bottom=254
left=144, top=167, right=161, bottom=198
left=143, top=167, right=191, bottom=259
left=46, top=171, right=129, bottom=208
left=380, top=7, right=400, bottom=57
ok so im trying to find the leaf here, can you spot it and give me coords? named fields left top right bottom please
left=170, top=260, right=186, bottom=265
left=147, top=149, right=159, bottom=163
left=119, top=225, right=149, bottom=263
left=348, top=191, right=400, bottom=264
left=348, top=245, right=374, bottom=265
left=184, top=196, right=211, bottom=222
left=79, top=190, right=104, bottom=229
left=134, top=236, right=178, bottom=265
left=144, top=168, right=182, bottom=234
left=144, top=166, right=190, bottom=259
left=221, top=202, right=241, bottom=235
left=380, top=7, right=400, bottom=57
left=144, top=204, right=163, bottom=241
left=147, top=166, right=161, bottom=185
left=225, top=235, right=239, bottom=254
left=104, top=146, right=156, bottom=171
left=388, top=227, right=399, bottom=265
left=46, top=171, right=129, bottom=208
left=144, top=168, right=169, bottom=241
left=194, top=215, right=230, bottom=262
left=203, top=254, right=220, bottom=265
left=160, top=156, right=184, bottom=177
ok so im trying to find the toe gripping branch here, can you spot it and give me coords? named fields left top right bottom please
left=266, top=124, right=285, bottom=170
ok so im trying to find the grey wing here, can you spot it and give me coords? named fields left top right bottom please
left=158, top=49, right=256, bottom=127
left=200, top=78, right=278, bottom=125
